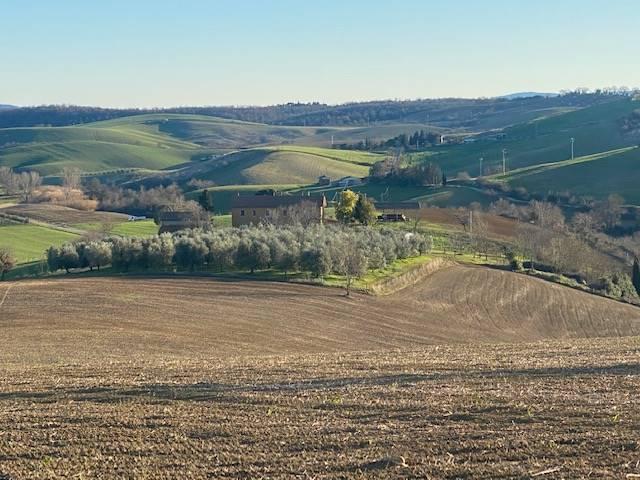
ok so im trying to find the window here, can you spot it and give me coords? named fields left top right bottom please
left=252, top=210, right=256, bottom=216
left=266, top=209, right=270, bottom=216
left=240, top=209, right=245, bottom=216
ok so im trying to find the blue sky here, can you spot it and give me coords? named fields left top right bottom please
left=1, top=0, right=638, bottom=107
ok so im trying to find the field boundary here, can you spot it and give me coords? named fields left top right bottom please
left=366, top=257, right=452, bottom=296
left=0, top=284, right=13, bottom=308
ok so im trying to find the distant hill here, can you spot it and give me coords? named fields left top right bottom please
left=0, top=113, right=410, bottom=176
left=421, top=96, right=640, bottom=202
left=0, top=104, right=16, bottom=110
left=132, top=145, right=379, bottom=189
left=0, top=93, right=616, bottom=130
left=498, top=92, right=558, bottom=100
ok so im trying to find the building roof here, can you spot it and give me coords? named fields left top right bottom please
left=231, top=195, right=327, bottom=209
left=374, top=201, right=421, bottom=210
left=158, top=211, right=199, bottom=222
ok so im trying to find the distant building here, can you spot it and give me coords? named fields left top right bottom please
left=334, top=176, right=363, bottom=188
left=158, top=211, right=202, bottom=234
left=231, top=194, right=327, bottom=227
left=318, top=175, right=331, bottom=186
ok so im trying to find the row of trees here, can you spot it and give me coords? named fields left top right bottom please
left=84, top=179, right=204, bottom=217
left=369, top=156, right=444, bottom=186
left=335, top=129, right=441, bottom=151
left=45, top=225, right=432, bottom=294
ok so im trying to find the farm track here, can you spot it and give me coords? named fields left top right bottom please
left=2, top=264, right=639, bottom=364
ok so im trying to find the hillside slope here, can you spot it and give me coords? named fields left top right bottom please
left=0, top=124, right=201, bottom=175
left=496, top=146, right=640, bottom=203
left=425, top=97, right=640, bottom=178
left=2, top=264, right=638, bottom=363
left=147, top=146, right=378, bottom=186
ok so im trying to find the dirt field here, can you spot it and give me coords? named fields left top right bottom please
left=2, top=265, right=640, bottom=364
left=2, top=266, right=640, bottom=478
left=1, top=203, right=127, bottom=226
left=418, top=207, right=519, bottom=239
left=1, top=339, right=639, bottom=479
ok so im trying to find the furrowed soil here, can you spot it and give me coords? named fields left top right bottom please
left=1, top=265, right=640, bottom=478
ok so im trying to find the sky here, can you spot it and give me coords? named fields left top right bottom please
left=1, top=0, right=638, bottom=107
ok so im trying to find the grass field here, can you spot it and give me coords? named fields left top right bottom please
left=0, top=224, right=78, bottom=263
left=496, top=146, right=640, bottom=203
left=419, top=97, right=640, bottom=199
left=1, top=272, right=639, bottom=478
left=172, top=147, right=372, bottom=187
left=298, top=183, right=499, bottom=209
left=2, top=203, right=128, bottom=225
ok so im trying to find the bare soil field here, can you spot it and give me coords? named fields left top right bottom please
left=1, top=265, right=640, bottom=478
left=1, top=203, right=127, bottom=226
left=418, top=207, right=519, bottom=239
left=2, top=265, right=640, bottom=364
left=0, top=339, right=638, bottom=479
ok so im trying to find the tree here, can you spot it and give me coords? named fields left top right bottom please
left=353, top=194, right=376, bottom=225
left=62, top=166, right=81, bottom=192
left=633, top=257, right=640, bottom=296
left=174, top=236, right=208, bottom=271
left=46, top=246, right=60, bottom=272
left=334, top=241, right=367, bottom=296
left=593, top=194, right=624, bottom=231
left=145, top=235, right=176, bottom=270
left=0, top=248, right=16, bottom=281
left=198, top=189, right=214, bottom=212
left=17, top=171, right=42, bottom=202
left=83, top=242, right=112, bottom=271
left=335, top=190, right=358, bottom=223
left=59, top=243, right=80, bottom=273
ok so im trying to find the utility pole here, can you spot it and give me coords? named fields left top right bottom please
left=502, top=149, right=507, bottom=174
left=570, top=137, right=575, bottom=160
left=479, top=157, right=484, bottom=177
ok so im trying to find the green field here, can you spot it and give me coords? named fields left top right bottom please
left=0, top=224, right=78, bottom=263
left=421, top=97, right=640, bottom=179
left=173, top=147, right=373, bottom=187
left=497, top=146, right=640, bottom=203
left=296, top=183, right=497, bottom=208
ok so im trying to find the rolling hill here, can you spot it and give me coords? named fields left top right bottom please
left=0, top=114, right=410, bottom=178
left=495, top=146, right=640, bottom=203
left=2, top=264, right=639, bottom=363
left=424, top=97, right=640, bottom=176
left=0, top=123, right=203, bottom=175
left=128, top=145, right=381, bottom=188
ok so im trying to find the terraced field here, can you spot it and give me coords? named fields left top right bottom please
left=1, top=267, right=639, bottom=478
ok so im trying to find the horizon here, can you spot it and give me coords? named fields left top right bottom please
left=3, top=0, right=639, bottom=108
left=2, top=90, right=564, bottom=109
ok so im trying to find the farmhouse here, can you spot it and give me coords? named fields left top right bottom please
left=231, top=194, right=327, bottom=227
left=158, top=211, right=202, bottom=233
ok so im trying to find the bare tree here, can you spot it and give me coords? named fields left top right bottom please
left=334, top=242, right=368, bottom=296
left=17, top=171, right=42, bottom=202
